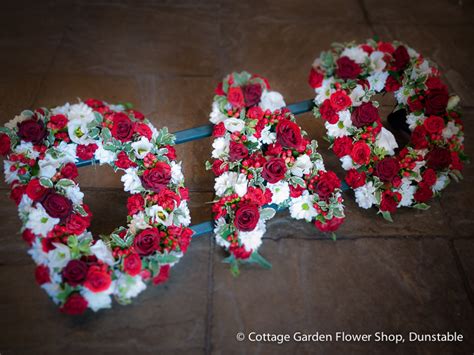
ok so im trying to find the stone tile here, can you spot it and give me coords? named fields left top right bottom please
left=50, top=5, right=219, bottom=76
left=211, top=238, right=474, bottom=354
left=454, top=239, right=474, bottom=294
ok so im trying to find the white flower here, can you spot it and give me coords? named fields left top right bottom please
left=211, top=136, right=229, bottom=159
left=175, top=200, right=191, bottom=226
left=259, top=90, right=286, bottom=112
left=3, top=160, right=19, bottom=184
left=108, top=104, right=125, bottom=112
left=209, top=101, right=227, bottom=124
left=375, top=127, right=398, bottom=156
left=128, top=211, right=150, bottom=233
left=90, top=240, right=115, bottom=266
left=433, top=174, right=449, bottom=192
left=289, top=192, right=317, bottom=222
left=48, top=243, right=71, bottom=269
left=397, top=179, right=416, bottom=207
left=354, top=182, right=377, bottom=209
left=314, top=78, right=335, bottom=105
left=341, top=46, right=368, bottom=64
left=81, top=285, right=113, bottom=312
left=442, top=121, right=460, bottom=140
left=368, top=71, right=389, bottom=93
left=394, top=86, right=414, bottom=105
left=5, top=114, right=29, bottom=130
left=18, top=194, right=34, bottom=218
left=325, top=110, right=353, bottom=138
left=121, top=168, right=143, bottom=193
left=447, top=95, right=460, bottom=110
left=146, top=205, right=173, bottom=226
left=369, top=51, right=387, bottom=72
left=406, top=112, right=425, bottom=130
left=131, top=136, right=153, bottom=159
left=291, top=154, right=312, bottom=177
left=260, top=125, right=276, bottom=144
left=68, top=102, right=95, bottom=122
left=15, top=142, right=40, bottom=159
left=214, top=218, right=231, bottom=249
left=64, top=185, right=84, bottom=205
left=313, top=158, right=325, bottom=171
left=234, top=173, right=248, bottom=197
left=170, top=161, right=184, bottom=184
left=268, top=181, right=290, bottom=205
left=26, top=205, right=60, bottom=237
left=349, top=85, right=368, bottom=107
left=223, top=117, right=245, bottom=133
left=214, top=172, right=247, bottom=197
left=340, top=155, right=354, bottom=170
left=407, top=46, right=419, bottom=58
left=247, top=134, right=262, bottom=150
left=239, top=219, right=266, bottom=252
left=115, top=274, right=146, bottom=300
left=42, top=283, right=61, bottom=303
left=28, top=239, right=48, bottom=265
left=51, top=102, right=71, bottom=116
left=95, top=144, right=116, bottom=165
left=67, top=119, right=95, bottom=145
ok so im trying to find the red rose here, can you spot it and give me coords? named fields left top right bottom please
left=330, top=91, right=351, bottom=111
left=130, top=110, right=145, bottom=121
left=243, top=83, right=262, bottom=107
left=127, top=194, right=145, bottom=216
left=10, top=184, right=26, bottom=205
left=84, top=99, right=104, bottom=109
left=426, top=147, right=452, bottom=170
left=65, top=213, right=90, bottom=235
left=276, top=119, right=303, bottom=149
left=425, top=77, right=447, bottom=91
left=450, top=151, right=463, bottom=171
left=26, top=178, right=48, bottom=201
left=213, top=122, right=226, bottom=137
left=333, top=136, right=353, bottom=158
left=35, top=265, right=50, bottom=285
left=380, top=191, right=399, bottom=213
left=22, top=229, right=36, bottom=245
left=152, top=264, right=170, bottom=285
left=18, top=118, right=47, bottom=144
left=62, top=259, right=88, bottom=286
left=135, top=123, right=153, bottom=140
left=84, top=266, right=112, bottom=292
left=76, top=144, right=98, bottom=160
left=61, top=162, right=78, bottom=179
left=262, top=157, right=287, bottom=183
left=392, top=45, right=410, bottom=71
left=408, top=96, right=424, bottom=112
left=424, top=115, right=445, bottom=134
left=265, top=143, right=283, bottom=156
left=375, top=157, right=400, bottom=182
left=378, top=42, right=395, bottom=53
left=41, top=191, right=73, bottom=219
left=425, top=88, right=448, bottom=115
left=336, top=56, right=361, bottom=80
left=315, top=171, right=341, bottom=200
left=345, top=169, right=366, bottom=189
left=211, top=159, right=228, bottom=176
left=308, top=68, right=324, bottom=88
left=49, top=114, right=68, bottom=130
left=0, top=133, right=11, bottom=155
left=229, top=141, right=248, bottom=161
left=227, top=87, right=245, bottom=109
left=123, top=253, right=142, bottom=276
left=351, top=102, right=379, bottom=127
left=234, top=203, right=260, bottom=232
left=134, top=228, right=161, bottom=256
left=385, top=75, right=401, bottom=92
left=141, top=162, right=172, bottom=193
left=414, top=184, right=433, bottom=203
left=111, top=113, right=134, bottom=142
left=350, top=141, right=371, bottom=165
left=422, top=168, right=437, bottom=186
left=115, top=151, right=136, bottom=169
left=410, top=125, right=429, bottom=149
left=315, top=217, right=344, bottom=232
left=61, top=293, right=88, bottom=315
left=319, top=99, right=339, bottom=124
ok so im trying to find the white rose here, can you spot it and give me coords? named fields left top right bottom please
left=375, top=127, right=398, bottom=156
left=259, top=90, right=286, bottom=112
left=223, top=118, right=245, bottom=133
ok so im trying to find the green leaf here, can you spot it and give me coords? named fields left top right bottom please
left=290, top=176, right=306, bottom=188
left=331, top=232, right=337, bottom=241
left=413, top=203, right=430, bottom=210
left=380, top=211, right=393, bottom=222
left=39, top=178, right=53, bottom=188
left=260, top=207, right=276, bottom=221
left=74, top=205, right=88, bottom=217
left=247, top=251, right=272, bottom=269
left=154, top=253, right=179, bottom=265
left=56, top=178, right=75, bottom=188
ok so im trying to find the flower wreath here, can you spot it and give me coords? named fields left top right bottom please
left=206, top=71, right=345, bottom=274
left=308, top=39, right=466, bottom=220
left=0, top=99, right=193, bottom=315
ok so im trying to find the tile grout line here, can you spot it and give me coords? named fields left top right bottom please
left=204, top=235, right=215, bottom=355
left=448, top=239, right=474, bottom=307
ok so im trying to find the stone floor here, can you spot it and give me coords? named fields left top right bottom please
left=0, top=0, right=473, bottom=354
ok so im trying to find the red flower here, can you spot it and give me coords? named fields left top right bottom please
left=265, top=143, right=283, bottom=156
left=62, top=259, right=88, bottom=286
left=385, top=75, right=401, bottom=92
left=22, top=229, right=36, bottom=245
left=424, top=115, right=445, bottom=134
left=408, top=96, right=424, bottom=112
left=422, top=168, right=437, bottom=186
left=229, top=141, right=248, bottom=161
left=315, top=217, right=344, bottom=232
left=230, top=244, right=252, bottom=259
left=26, top=178, right=48, bottom=201
left=378, top=42, right=395, bottom=53
left=129, top=110, right=145, bottom=121
left=333, top=136, right=353, bottom=158
left=351, top=102, right=379, bottom=128
left=156, top=188, right=181, bottom=210
left=134, top=228, right=161, bottom=256
left=135, top=123, right=153, bottom=140
left=247, top=106, right=264, bottom=120
left=320, top=99, right=339, bottom=124
left=123, top=253, right=142, bottom=276
left=392, top=46, right=410, bottom=71
left=10, top=184, right=26, bottom=205
left=375, top=157, right=400, bottom=182
left=336, top=56, right=361, bottom=80
left=76, top=144, right=98, bottom=160
left=127, top=194, right=145, bottom=216
left=425, top=77, right=447, bottom=91
left=414, top=184, right=433, bottom=203
left=115, top=151, right=136, bottom=169
left=84, top=265, right=112, bottom=292
left=215, top=82, right=225, bottom=96
left=330, top=91, right=351, bottom=111
left=61, top=162, right=78, bottom=180
left=426, top=147, right=452, bottom=170
left=289, top=184, right=305, bottom=198
left=227, top=87, right=245, bottom=109
left=380, top=190, right=399, bottom=213
left=49, top=114, right=68, bottom=130
left=41, top=191, right=73, bottom=219
left=308, top=67, right=324, bottom=88
left=316, top=171, right=341, bottom=200
left=276, top=119, right=303, bottom=149
left=212, top=122, right=226, bottom=137
left=410, top=125, right=429, bottom=149
left=141, top=162, right=172, bottom=193
left=35, top=265, right=50, bottom=285
left=61, top=293, right=88, bottom=315
left=152, top=265, right=170, bottom=285
left=18, top=118, right=47, bottom=144
left=262, top=157, right=287, bottom=183
left=350, top=141, right=371, bottom=165
left=243, top=83, right=262, bottom=107
left=425, top=88, right=448, bottom=115
left=165, top=145, right=177, bottom=160
left=345, top=169, right=366, bottom=189
left=111, top=112, right=134, bottom=142
left=0, top=133, right=11, bottom=155
left=211, top=159, right=228, bottom=176
left=234, top=203, right=260, bottom=232
left=65, top=213, right=90, bottom=235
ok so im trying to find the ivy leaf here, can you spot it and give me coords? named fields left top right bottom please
left=39, top=178, right=53, bottom=188
left=413, top=203, right=430, bottom=210
left=74, top=205, right=89, bottom=217
left=380, top=211, right=393, bottom=222
left=260, top=207, right=276, bottom=221
left=154, top=253, right=179, bottom=265
left=56, top=178, right=75, bottom=188
left=289, top=176, right=306, bottom=188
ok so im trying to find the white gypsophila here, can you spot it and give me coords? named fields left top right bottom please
left=175, top=200, right=191, bottom=226
left=289, top=192, right=317, bottom=222
left=95, top=144, right=116, bottom=165
left=170, top=161, right=184, bottom=185
left=67, top=119, right=95, bottom=145
left=128, top=212, right=150, bottom=234
left=354, top=182, right=377, bottom=209
left=239, top=219, right=266, bottom=253
left=442, top=121, right=460, bottom=140
left=211, top=136, right=229, bottom=159
left=260, top=125, right=276, bottom=144
left=368, top=71, right=389, bottom=93
left=341, top=46, right=368, bottom=64
left=314, top=78, right=335, bottom=105
left=41, top=283, right=61, bottom=303
left=146, top=204, right=173, bottom=226
left=340, top=155, right=354, bottom=170
left=5, top=114, right=29, bottom=130
left=28, top=238, right=49, bottom=265
left=375, top=127, right=398, bottom=156
left=369, top=51, right=387, bottom=72
left=121, top=168, right=143, bottom=193
left=214, top=172, right=247, bottom=197
left=268, top=181, right=290, bottom=205
left=26, top=205, right=60, bottom=237
left=15, top=142, right=40, bottom=159
left=131, top=136, right=153, bottom=159
left=64, top=185, right=84, bottom=205
left=223, top=117, right=245, bottom=133
left=433, top=174, right=449, bottom=192
left=209, top=101, right=227, bottom=124
left=291, top=154, right=312, bottom=177
left=259, top=90, right=286, bottom=112
left=90, top=240, right=115, bottom=266
left=3, top=161, right=19, bottom=184
left=81, top=287, right=113, bottom=312
left=51, top=103, right=71, bottom=116
left=325, top=110, right=353, bottom=138
left=214, top=217, right=231, bottom=249
left=394, top=86, right=414, bottom=105
left=18, top=194, right=34, bottom=218
left=115, top=274, right=147, bottom=300
left=68, top=102, right=95, bottom=122
left=48, top=243, right=71, bottom=269
left=397, top=179, right=416, bottom=207
left=349, top=85, right=368, bottom=107
left=447, top=95, right=460, bottom=110
left=406, top=112, right=425, bottom=130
